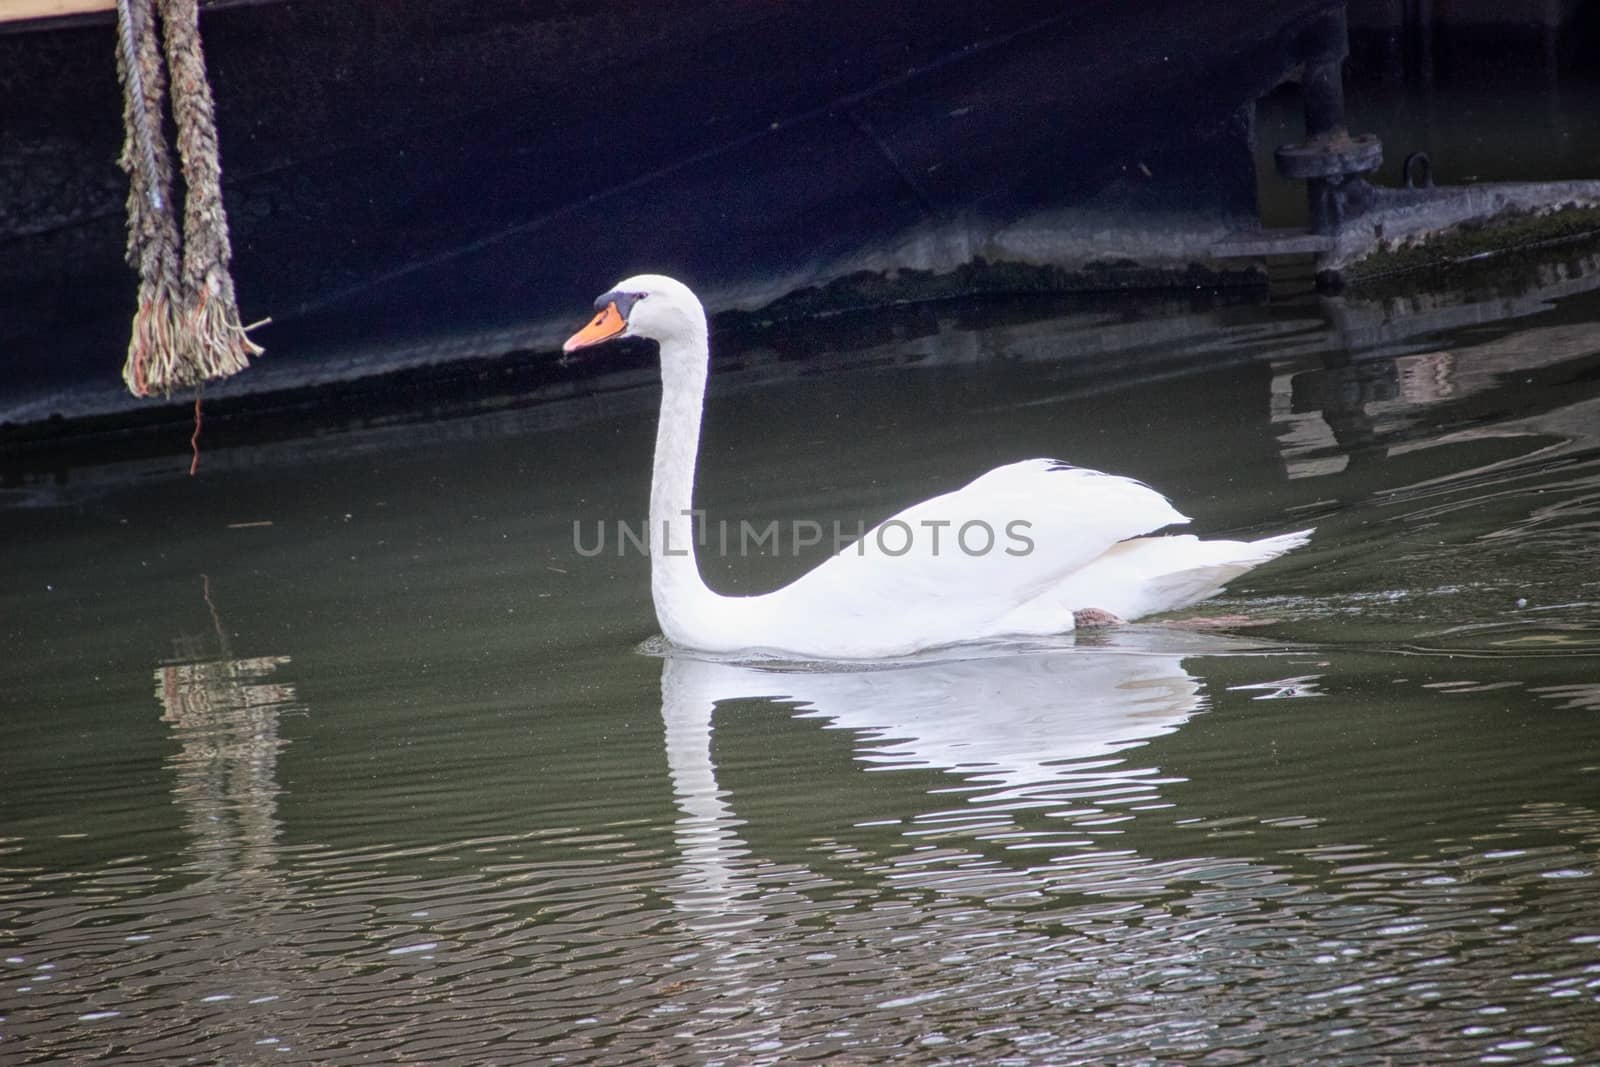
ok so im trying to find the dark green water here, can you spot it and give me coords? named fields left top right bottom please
left=3, top=263, right=1600, bottom=1063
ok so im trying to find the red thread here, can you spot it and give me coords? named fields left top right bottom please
left=189, top=392, right=203, bottom=476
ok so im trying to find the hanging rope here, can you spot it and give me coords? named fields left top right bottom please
left=114, top=0, right=262, bottom=399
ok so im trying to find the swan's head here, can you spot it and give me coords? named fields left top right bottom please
left=563, top=274, right=706, bottom=355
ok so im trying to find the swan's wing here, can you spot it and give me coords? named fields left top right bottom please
left=762, top=459, right=1188, bottom=649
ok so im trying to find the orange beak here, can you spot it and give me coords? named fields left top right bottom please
left=563, top=301, right=628, bottom=353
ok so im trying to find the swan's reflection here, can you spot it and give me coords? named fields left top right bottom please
left=655, top=632, right=1276, bottom=1048
left=659, top=630, right=1273, bottom=920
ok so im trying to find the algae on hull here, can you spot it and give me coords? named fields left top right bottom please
left=1323, top=178, right=1600, bottom=291
left=718, top=258, right=1267, bottom=328
left=1344, top=204, right=1600, bottom=285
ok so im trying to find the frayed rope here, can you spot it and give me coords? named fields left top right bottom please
left=115, top=0, right=263, bottom=401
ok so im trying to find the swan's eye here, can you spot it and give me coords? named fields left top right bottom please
left=598, top=289, right=648, bottom=319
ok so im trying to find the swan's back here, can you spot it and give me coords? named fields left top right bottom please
left=746, top=459, right=1192, bottom=656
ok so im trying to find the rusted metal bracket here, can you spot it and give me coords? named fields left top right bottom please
left=1215, top=2, right=1600, bottom=280
left=1215, top=6, right=1375, bottom=262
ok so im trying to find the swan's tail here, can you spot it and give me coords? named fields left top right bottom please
left=1226, top=528, right=1315, bottom=563
left=1002, top=528, right=1314, bottom=629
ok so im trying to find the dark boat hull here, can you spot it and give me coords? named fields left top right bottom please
left=2, top=0, right=1343, bottom=425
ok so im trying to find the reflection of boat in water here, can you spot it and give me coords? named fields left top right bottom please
left=1272, top=251, right=1600, bottom=482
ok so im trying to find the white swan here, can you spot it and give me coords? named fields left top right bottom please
left=564, top=274, right=1310, bottom=659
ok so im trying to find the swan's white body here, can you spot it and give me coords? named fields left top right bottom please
left=565, top=274, right=1310, bottom=660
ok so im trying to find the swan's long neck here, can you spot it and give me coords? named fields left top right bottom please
left=650, top=329, right=719, bottom=638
